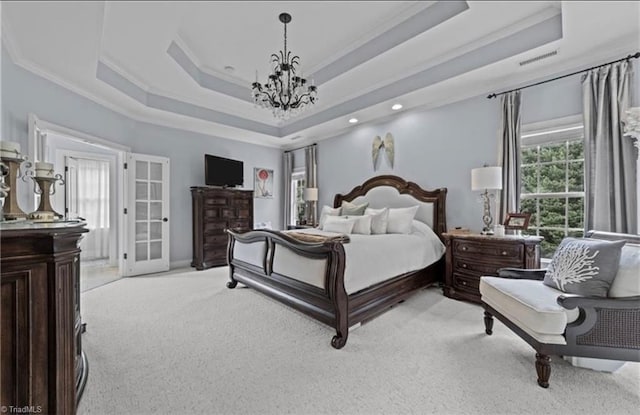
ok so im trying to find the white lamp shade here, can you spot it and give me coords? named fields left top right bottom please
left=303, top=187, right=318, bottom=201
left=471, top=167, right=502, bottom=191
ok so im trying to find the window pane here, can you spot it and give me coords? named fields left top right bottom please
left=567, top=197, right=584, bottom=229
left=136, top=202, right=148, bottom=220
left=567, top=140, right=584, bottom=160
left=520, top=198, right=537, bottom=226
left=150, top=162, right=162, bottom=181
left=568, top=161, right=584, bottom=192
left=539, top=198, right=566, bottom=227
left=136, top=161, right=148, bottom=180
left=135, top=223, right=148, bottom=242
left=539, top=143, right=566, bottom=162
left=521, top=147, right=538, bottom=165
left=521, top=165, right=537, bottom=193
left=150, top=241, right=162, bottom=260
left=136, top=181, right=148, bottom=200
left=136, top=242, right=148, bottom=261
left=539, top=229, right=566, bottom=258
left=539, top=163, right=566, bottom=193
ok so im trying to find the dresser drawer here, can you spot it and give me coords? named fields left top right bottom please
left=453, top=239, right=523, bottom=260
left=203, top=221, right=226, bottom=234
left=452, top=258, right=513, bottom=276
left=204, top=196, right=230, bottom=206
left=205, top=234, right=228, bottom=245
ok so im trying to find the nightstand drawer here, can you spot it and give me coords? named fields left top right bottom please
left=452, top=273, right=480, bottom=295
left=453, top=239, right=523, bottom=259
left=453, top=258, right=514, bottom=276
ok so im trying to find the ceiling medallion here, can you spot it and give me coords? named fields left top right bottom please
left=251, top=13, right=317, bottom=120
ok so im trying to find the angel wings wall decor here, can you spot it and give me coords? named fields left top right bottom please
left=372, top=133, right=395, bottom=170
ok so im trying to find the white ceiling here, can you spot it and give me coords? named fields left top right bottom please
left=2, top=1, right=639, bottom=148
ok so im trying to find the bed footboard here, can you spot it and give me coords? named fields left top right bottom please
left=226, top=229, right=352, bottom=349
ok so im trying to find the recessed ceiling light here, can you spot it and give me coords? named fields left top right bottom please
left=349, top=118, right=358, bottom=124
left=391, top=103, right=403, bottom=110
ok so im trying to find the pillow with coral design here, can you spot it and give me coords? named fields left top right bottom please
left=543, top=237, right=625, bottom=297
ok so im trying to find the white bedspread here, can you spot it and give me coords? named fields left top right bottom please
left=276, top=221, right=445, bottom=294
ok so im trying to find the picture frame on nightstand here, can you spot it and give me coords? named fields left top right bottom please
left=504, top=213, right=531, bottom=230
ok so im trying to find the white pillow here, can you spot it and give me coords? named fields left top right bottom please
left=319, top=205, right=341, bottom=228
left=343, top=215, right=372, bottom=235
left=608, top=244, right=640, bottom=298
left=386, top=206, right=419, bottom=234
left=322, top=216, right=356, bottom=234
left=365, top=207, right=389, bottom=234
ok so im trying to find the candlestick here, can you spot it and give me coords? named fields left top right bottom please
left=35, top=161, right=55, bottom=178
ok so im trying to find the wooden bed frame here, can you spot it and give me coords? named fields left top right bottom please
left=226, top=175, right=447, bottom=349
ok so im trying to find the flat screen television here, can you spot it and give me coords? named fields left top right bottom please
left=205, top=154, right=243, bottom=187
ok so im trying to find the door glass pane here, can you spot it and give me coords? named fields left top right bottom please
left=136, top=202, right=148, bottom=220
left=150, top=162, right=162, bottom=181
left=136, top=161, right=148, bottom=180
left=150, top=202, right=162, bottom=220
left=150, top=241, right=162, bottom=260
left=136, top=181, right=148, bottom=200
left=136, top=223, right=148, bottom=242
left=150, top=222, right=162, bottom=240
left=136, top=242, right=148, bottom=261
left=149, top=182, right=162, bottom=200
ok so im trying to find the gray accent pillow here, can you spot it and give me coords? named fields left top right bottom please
left=341, top=200, right=369, bottom=216
left=543, top=237, right=626, bottom=297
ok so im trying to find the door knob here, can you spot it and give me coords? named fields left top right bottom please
left=163, top=217, right=168, bottom=222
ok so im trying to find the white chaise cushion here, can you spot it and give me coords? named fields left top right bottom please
left=480, top=277, right=580, bottom=344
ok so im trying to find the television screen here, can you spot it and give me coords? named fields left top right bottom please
left=205, top=154, right=243, bottom=187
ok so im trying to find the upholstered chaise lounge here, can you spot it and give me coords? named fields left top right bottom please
left=479, top=231, right=640, bottom=388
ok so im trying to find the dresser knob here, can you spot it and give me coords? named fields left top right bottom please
left=462, top=246, right=468, bottom=251
left=501, top=251, right=508, bottom=256
left=462, top=263, right=467, bottom=268
left=462, top=281, right=467, bottom=286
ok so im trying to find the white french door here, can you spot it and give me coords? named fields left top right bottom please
left=123, top=153, right=170, bottom=276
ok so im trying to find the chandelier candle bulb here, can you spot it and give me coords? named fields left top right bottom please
left=35, top=162, right=55, bottom=178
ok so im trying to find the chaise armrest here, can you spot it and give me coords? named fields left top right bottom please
left=558, top=295, right=640, bottom=310
left=497, top=268, right=547, bottom=280
left=558, top=295, right=640, bottom=353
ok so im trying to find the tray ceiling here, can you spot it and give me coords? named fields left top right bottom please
left=2, top=1, right=639, bottom=148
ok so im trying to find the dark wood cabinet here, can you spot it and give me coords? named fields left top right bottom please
left=191, top=187, right=253, bottom=270
left=1, top=222, right=88, bottom=414
left=443, top=233, right=543, bottom=303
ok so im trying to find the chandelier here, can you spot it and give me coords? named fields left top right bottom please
left=251, top=13, right=317, bottom=120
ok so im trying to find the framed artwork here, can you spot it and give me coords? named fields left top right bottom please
left=254, top=168, right=273, bottom=198
left=504, top=212, right=531, bottom=230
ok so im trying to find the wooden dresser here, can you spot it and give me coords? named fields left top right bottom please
left=1, top=221, right=89, bottom=414
left=191, top=187, right=253, bottom=269
left=443, top=233, right=543, bottom=303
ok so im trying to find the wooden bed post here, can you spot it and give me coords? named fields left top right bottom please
left=327, top=242, right=348, bottom=349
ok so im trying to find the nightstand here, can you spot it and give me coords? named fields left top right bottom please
left=442, top=233, right=543, bottom=303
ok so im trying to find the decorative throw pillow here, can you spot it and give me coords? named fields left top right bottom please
left=343, top=215, right=372, bottom=235
left=543, top=238, right=626, bottom=297
left=341, top=200, right=369, bottom=216
left=322, top=216, right=356, bottom=234
left=386, top=206, right=419, bottom=234
left=319, top=205, right=341, bottom=229
left=608, top=244, right=640, bottom=298
left=365, top=207, right=389, bottom=234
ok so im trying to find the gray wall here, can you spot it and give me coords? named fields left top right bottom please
left=317, top=69, right=596, bottom=232
left=1, top=48, right=282, bottom=265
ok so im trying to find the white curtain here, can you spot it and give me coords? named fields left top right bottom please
left=78, top=158, right=110, bottom=260
left=283, top=151, right=293, bottom=227
left=305, top=145, right=318, bottom=225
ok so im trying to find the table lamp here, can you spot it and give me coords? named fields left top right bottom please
left=471, top=166, right=502, bottom=235
left=303, top=187, right=318, bottom=227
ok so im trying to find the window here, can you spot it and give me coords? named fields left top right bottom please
left=520, top=120, right=585, bottom=258
left=290, top=170, right=306, bottom=225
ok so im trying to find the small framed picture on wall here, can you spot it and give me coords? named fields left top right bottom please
left=504, top=212, right=531, bottom=230
left=254, top=168, right=273, bottom=198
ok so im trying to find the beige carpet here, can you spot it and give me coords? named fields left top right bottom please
left=78, top=267, right=640, bottom=415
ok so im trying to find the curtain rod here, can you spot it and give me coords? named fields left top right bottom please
left=487, top=52, right=640, bottom=99
left=283, top=143, right=317, bottom=153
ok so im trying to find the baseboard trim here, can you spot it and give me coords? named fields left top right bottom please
left=170, top=259, right=192, bottom=270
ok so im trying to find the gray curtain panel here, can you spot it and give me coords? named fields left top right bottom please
left=305, top=144, right=318, bottom=225
left=283, top=151, right=293, bottom=227
left=498, top=91, right=522, bottom=225
left=582, top=61, right=637, bottom=233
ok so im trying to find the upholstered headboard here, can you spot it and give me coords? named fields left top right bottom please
left=333, top=175, right=447, bottom=240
